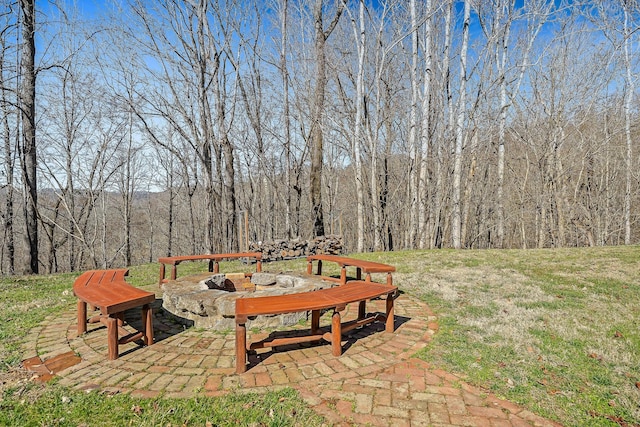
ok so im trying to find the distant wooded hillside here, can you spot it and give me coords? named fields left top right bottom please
left=1, top=1, right=638, bottom=274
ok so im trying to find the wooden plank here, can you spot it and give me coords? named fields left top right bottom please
left=73, top=269, right=155, bottom=360
left=234, top=280, right=397, bottom=372
left=158, top=253, right=263, bottom=285
left=235, top=281, right=396, bottom=318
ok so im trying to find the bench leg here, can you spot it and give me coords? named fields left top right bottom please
left=106, top=315, right=119, bottom=360
left=143, top=304, right=154, bottom=346
left=236, top=321, right=247, bottom=374
left=311, top=310, right=320, bottom=334
left=159, top=264, right=165, bottom=287
left=385, top=293, right=395, bottom=333
left=340, top=266, right=347, bottom=285
left=256, top=260, right=262, bottom=272
left=358, top=300, right=366, bottom=320
left=77, top=300, right=87, bottom=336
left=116, top=312, right=124, bottom=327
left=332, top=310, right=342, bottom=356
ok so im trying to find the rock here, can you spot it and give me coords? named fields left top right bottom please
left=202, top=274, right=226, bottom=289
left=251, top=273, right=277, bottom=286
left=275, top=275, right=296, bottom=288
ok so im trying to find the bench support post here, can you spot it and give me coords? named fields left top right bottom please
left=358, top=301, right=366, bottom=320
left=332, top=310, right=342, bottom=356
left=143, top=304, right=154, bottom=346
left=159, top=264, right=166, bottom=287
left=236, top=320, right=247, bottom=374
left=77, top=300, right=87, bottom=336
left=385, top=293, right=395, bottom=333
left=311, top=310, right=320, bottom=334
left=106, top=315, right=118, bottom=360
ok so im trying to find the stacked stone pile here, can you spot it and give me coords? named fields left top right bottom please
left=249, top=235, right=343, bottom=262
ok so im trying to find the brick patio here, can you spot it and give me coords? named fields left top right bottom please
left=21, top=291, right=561, bottom=426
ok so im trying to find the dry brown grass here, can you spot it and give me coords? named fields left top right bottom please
left=379, top=247, right=640, bottom=426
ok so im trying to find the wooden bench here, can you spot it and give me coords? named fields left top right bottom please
left=235, top=280, right=397, bottom=373
left=158, top=252, right=262, bottom=287
left=306, top=254, right=396, bottom=286
left=73, top=269, right=155, bottom=360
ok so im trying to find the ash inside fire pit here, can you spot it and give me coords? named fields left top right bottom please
left=161, top=272, right=335, bottom=329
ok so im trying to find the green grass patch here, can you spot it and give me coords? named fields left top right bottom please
left=1, top=246, right=639, bottom=426
left=0, top=383, right=322, bottom=427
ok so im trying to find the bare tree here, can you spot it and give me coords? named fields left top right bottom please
left=417, top=0, right=433, bottom=249
left=451, top=0, right=471, bottom=249
left=621, top=1, right=636, bottom=245
left=342, top=0, right=366, bottom=251
left=309, top=0, right=344, bottom=237
left=18, top=0, right=37, bottom=273
left=0, top=12, right=16, bottom=274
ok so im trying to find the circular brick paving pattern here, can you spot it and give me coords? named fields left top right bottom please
left=22, top=292, right=561, bottom=426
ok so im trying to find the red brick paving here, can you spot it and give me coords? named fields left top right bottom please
left=21, top=291, right=562, bottom=426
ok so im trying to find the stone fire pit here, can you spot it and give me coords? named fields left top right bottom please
left=161, top=272, right=335, bottom=329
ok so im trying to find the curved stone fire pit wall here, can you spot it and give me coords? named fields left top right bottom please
left=161, top=272, right=335, bottom=329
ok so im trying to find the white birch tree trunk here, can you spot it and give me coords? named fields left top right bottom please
left=348, top=0, right=366, bottom=252
left=623, top=3, right=633, bottom=245
left=452, top=0, right=471, bottom=249
left=407, top=0, right=419, bottom=248
left=496, top=2, right=510, bottom=249
left=418, top=0, right=432, bottom=249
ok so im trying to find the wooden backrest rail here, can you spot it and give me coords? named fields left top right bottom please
left=158, top=252, right=262, bottom=286
left=306, top=254, right=395, bottom=286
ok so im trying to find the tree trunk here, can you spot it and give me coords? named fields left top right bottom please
left=309, top=0, right=344, bottom=238
left=349, top=0, right=366, bottom=252
left=452, top=0, right=471, bottom=249
left=623, top=3, right=633, bottom=245
left=406, top=0, right=419, bottom=249
left=418, top=0, right=433, bottom=249
left=0, top=43, right=15, bottom=275
left=20, top=0, right=38, bottom=273
left=279, top=0, right=293, bottom=239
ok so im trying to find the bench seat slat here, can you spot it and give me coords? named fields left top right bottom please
left=158, top=252, right=263, bottom=286
left=74, top=278, right=154, bottom=315
left=158, top=252, right=262, bottom=266
left=306, top=255, right=396, bottom=273
left=73, top=269, right=155, bottom=360
left=235, top=280, right=397, bottom=373
left=235, top=281, right=395, bottom=318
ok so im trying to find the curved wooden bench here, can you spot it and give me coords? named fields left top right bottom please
left=158, top=252, right=262, bottom=286
left=73, top=269, right=155, bottom=360
left=306, top=254, right=395, bottom=286
left=307, top=254, right=396, bottom=321
left=235, top=280, right=397, bottom=373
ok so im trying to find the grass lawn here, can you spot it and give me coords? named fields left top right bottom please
left=1, top=246, right=639, bottom=426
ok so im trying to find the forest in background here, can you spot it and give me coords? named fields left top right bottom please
left=1, top=0, right=639, bottom=275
